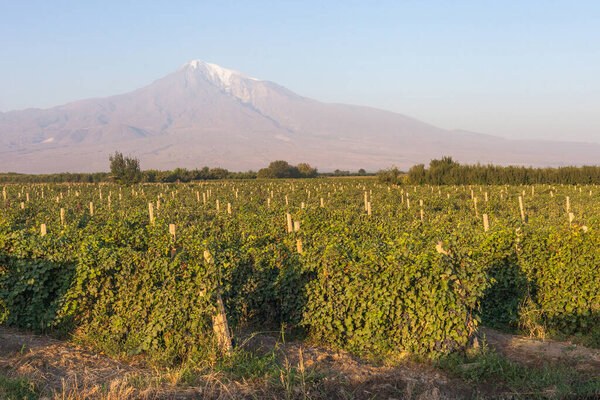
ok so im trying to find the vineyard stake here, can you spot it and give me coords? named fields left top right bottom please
left=149, top=203, right=154, bottom=225
left=204, top=252, right=233, bottom=356
left=569, top=212, right=575, bottom=226
left=518, top=196, right=525, bottom=222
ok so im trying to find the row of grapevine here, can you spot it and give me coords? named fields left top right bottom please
left=1, top=179, right=599, bottom=363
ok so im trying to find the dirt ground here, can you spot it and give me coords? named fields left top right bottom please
left=1, top=326, right=599, bottom=399
left=0, top=327, right=480, bottom=399
left=479, top=327, right=600, bottom=373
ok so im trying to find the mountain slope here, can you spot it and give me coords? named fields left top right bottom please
left=1, top=60, right=599, bottom=173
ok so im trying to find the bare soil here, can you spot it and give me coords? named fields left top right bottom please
left=479, top=327, right=600, bottom=374
left=2, top=326, right=599, bottom=399
left=0, top=327, right=482, bottom=399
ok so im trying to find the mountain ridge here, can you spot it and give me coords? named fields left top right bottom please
left=1, top=60, right=599, bottom=173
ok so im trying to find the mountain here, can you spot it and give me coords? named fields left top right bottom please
left=1, top=60, right=599, bottom=173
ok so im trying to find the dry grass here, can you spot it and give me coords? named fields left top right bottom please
left=1, top=327, right=480, bottom=399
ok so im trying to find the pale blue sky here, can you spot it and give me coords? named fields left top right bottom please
left=1, top=0, right=599, bottom=142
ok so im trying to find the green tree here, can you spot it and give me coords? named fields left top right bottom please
left=297, top=162, right=318, bottom=178
left=377, top=167, right=404, bottom=185
left=428, top=156, right=459, bottom=184
left=109, top=151, right=142, bottom=184
left=257, top=168, right=275, bottom=179
left=407, top=164, right=426, bottom=184
left=267, top=160, right=298, bottom=178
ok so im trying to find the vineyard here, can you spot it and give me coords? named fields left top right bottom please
left=1, top=178, right=600, bottom=369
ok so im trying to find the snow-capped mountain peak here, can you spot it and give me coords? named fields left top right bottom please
left=181, top=59, right=259, bottom=86
left=178, top=59, right=262, bottom=103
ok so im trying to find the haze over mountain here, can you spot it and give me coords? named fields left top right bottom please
left=1, top=60, right=599, bottom=174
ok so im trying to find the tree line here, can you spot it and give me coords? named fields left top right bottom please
left=0, top=153, right=371, bottom=184
left=378, top=156, right=600, bottom=185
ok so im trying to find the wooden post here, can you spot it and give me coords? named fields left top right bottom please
left=420, top=208, right=424, bottom=222
left=518, top=196, right=525, bottom=222
left=267, top=197, right=271, bottom=208
left=364, top=191, right=368, bottom=211
left=227, top=202, right=232, bottom=214
left=213, top=293, right=233, bottom=355
left=40, top=224, right=47, bottom=236
left=204, top=250, right=233, bottom=355
left=293, top=221, right=300, bottom=232
left=203, top=192, right=206, bottom=204
left=484, top=192, right=488, bottom=202
left=566, top=196, right=570, bottom=213
left=569, top=212, right=575, bottom=225
left=20, top=202, right=25, bottom=209
left=286, top=213, right=293, bottom=233
left=367, top=202, right=372, bottom=216
left=320, top=197, right=324, bottom=207
left=473, top=196, right=479, bottom=217
left=216, top=199, right=220, bottom=212
left=149, top=203, right=154, bottom=225
left=296, top=238, right=303, bottom=254
left=60, top=208, right=65, bottom=225
left=285, top=195, right=289, bottom=206
left=169, top=224, right=176, bottom=239
left=483, top=214, right=489, bottom=232
left=407, top=198, right=411, bottom=209
left=89, top=202, right=94, bottom=216
left=301, top=202, right=305, bottom=209
left=196, top=191, right=200, bottom=202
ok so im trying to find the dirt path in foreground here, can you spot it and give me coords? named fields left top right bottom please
left=0, top=327, right=480, bottom=399
left=2, top=326, right=599, bottom=399
left=479, top=327, right=600, bottom=374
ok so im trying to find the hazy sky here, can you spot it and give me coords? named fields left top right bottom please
left=1, top=0, right=599, bottom=142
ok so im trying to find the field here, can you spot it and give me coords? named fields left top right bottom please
left=1, top=178, right=600, bottom=398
